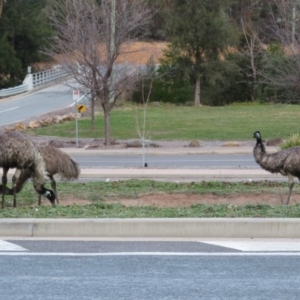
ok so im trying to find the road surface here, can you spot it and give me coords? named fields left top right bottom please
left=71, top=153, right=257, bottom=169
left=0, top=83, right=74, bottom=127
left=1, top=239, right=300, bottom=299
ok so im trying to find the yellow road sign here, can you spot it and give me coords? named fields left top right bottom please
left=77, top=105, right=86, bottom=113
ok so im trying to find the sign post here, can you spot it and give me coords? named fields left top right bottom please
left=73, top=90, right=80, bottom=147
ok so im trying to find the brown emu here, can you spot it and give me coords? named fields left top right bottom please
left=1, top=145, right=80, bottom=205
left=253, top=131, right=300, bottom=205
left=0, top=131, right=56, bottom=208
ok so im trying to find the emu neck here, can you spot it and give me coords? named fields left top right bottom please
left=254, top=138, right=266, bottom=163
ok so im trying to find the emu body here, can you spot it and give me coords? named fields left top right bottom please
left=1, top=145, right=80, bottom=205
left=253, top=131, right=300, bottom=204
left=0, top=131, right=56, bottom=208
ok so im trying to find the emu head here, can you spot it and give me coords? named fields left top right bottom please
left=41, top=188, right=56, bottom=206
left=253, top=131, right=262, bottom=141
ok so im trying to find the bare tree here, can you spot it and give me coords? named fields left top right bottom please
left=265, top=0, right=299, bottom=51
left=46, top=0, right=152, bottom=145
left=135, top=58, right=156, bottom=167
left=259, top=0, right=300, bottom=102
left=240, top=18, right=264, bottom=100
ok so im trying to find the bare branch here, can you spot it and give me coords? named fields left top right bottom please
left=251, top=0, right=300, bottom=103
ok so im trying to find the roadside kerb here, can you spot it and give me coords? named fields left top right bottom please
left=1, top=167, right=282, bottom=181
left=1, top=218, right=300, bottom=238
left=78, top=168, right=281, bottom=181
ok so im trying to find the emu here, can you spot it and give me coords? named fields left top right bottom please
left=0, top=131, right=56, bottom=208
left=1, top=145, right=80, bottom=205
left=253, top=131, right=300, bottom=205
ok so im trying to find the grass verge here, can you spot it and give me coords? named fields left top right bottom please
left=27, top=103, right=300, bottom=141
left=1, top=180, right=300, bottom=218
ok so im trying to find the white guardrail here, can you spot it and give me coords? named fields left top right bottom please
left=0, top=66, right=69, bottom=98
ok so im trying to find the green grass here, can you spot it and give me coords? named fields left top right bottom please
left=27, top=103, right=300, bottom=141
left=1, top=180, right=300, bottom=218
left=2, top=203, right=300, bottom=218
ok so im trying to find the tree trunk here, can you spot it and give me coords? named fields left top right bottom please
left=194, top=75, right=201, bottom=106
left=0, top=0, right=3, bottom=19
left=90, top=97, right=95, bottom=131
left=250, top=40, right=257, bottom=101
left=104, top=107, right=111, bottom=146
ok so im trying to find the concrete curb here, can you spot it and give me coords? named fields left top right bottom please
left=1, top=218, right=300, bottom=238
left=78, top=168, right=281, bottom=180
left=1, top=167, right=282, bottom=181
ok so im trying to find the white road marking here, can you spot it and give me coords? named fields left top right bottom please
left=0, top=240, right=27, bottom=252
left=202, top=241, right=300, bottom=252
left=0, top=107, right=19, bottom=114
left=0, top=252, right=300, bottom=256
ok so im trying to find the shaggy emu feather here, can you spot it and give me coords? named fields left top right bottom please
left=253, top=131, right=300, bottom=204
left=0, top=131, right=56, bottom=208
left=1, top=145, right=80, bottom=205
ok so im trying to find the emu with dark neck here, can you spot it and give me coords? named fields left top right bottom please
left=253, top=131, right=300, bottom=205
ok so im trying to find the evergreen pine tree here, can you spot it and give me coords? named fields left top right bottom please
left=0, top=0, right=53, bottom=88
left=163, top=0, right=238, bottom=106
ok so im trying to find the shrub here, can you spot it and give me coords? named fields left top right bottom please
left=279, top=133, right=300, bottom=150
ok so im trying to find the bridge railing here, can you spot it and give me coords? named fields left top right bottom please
left=32, top=66, right=69, bottom=88
left=0, top=66, right=69, bottom=98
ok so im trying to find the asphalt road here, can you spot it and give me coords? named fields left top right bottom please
left=2, top=255, right=300, bottom=300
left=0, top=83, right=74, bottom=127
left=1, top=240, right=300, bottom=300
left=71, top=153, right=257, bottom=169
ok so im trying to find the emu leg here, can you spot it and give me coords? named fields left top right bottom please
left=49, top=175, right=59, bottom=204
left=12, top=186, right=16, bottom=208
left=12, top=170, right=21, bottom=208
left=286, top=175, right=295, bottom=205
left=38, top=194, right=42, bottom=206
left=1, top=168, right=9, bottom=209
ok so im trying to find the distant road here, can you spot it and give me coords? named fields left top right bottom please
left=71, top=153, right=258, bottom=169
left=0, top=83, right=75, bottom=127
